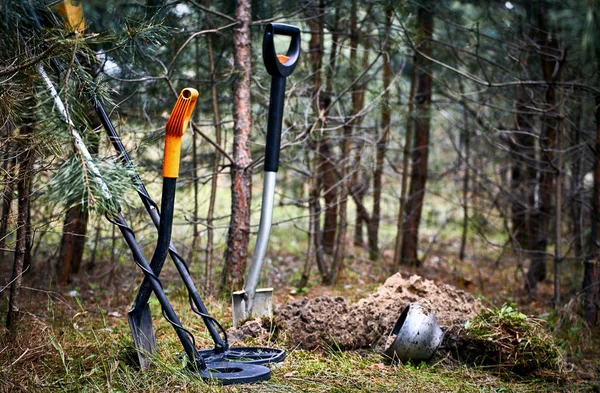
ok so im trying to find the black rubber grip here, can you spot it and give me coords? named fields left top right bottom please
left=264, top=76, right=286, bottom=172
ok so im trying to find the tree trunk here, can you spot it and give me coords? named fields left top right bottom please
left=553, top=84, right=564, bottom=306
left=310, top=144, right=329, bottom=283
left=57, top=204, right=89, bottom=285
left=526, top=25, right=560, bottom=292
left=351, top=21, right=371, bottom=249
left=329, top=0, right=359, bottom=284
left=570, top=99, right=584, bottom=258
left=392, top=62, right=417, bottom=271
left=459, top=96, right=470, bottom=261
left=23, top=176, right=32, bottom=272
left=0, top=155, right=15, bottom=261
left=320, top=8, right=341, bottom=256
left=368, top=8, right=393, bottom=261
left=304, top=0, right=329, bottom=285
left=7, top=123, right=33, bottom=330
left=510, top=94, right=536, bottom=253
left=221, top=0, right=253, bottom=293
left=320, top=140, right=337, bottom=254
left=583, top=96, right=600, bottom=326
left=400, top=6, right=433, bottom=266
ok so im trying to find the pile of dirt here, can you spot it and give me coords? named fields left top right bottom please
left=230, top=273, right=484, bottom=351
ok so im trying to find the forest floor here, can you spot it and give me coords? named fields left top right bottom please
left=1, top=240, right=599, bottom=392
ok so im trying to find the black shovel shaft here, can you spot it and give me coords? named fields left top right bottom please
left=131, top=178, right=175, bottom=309
left=116, top=216, right=198, bottom=363
left=114, top=185, right=199, bottom=364
left=264, top=76, right=286, bottom=172
left=95, top=99, right=227, bottom=350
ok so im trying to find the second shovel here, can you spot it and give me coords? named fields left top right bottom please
left=232, top=23, right=301, bottom=326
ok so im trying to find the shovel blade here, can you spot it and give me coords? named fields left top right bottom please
left=128, top=303, right=157, bottom=370
left=232, top=288, right=273, bottom=328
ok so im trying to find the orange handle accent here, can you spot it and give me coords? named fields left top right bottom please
left=277, top=55, right=290, bottom=64
left=163, top=88, right=199, bottom=178
left=51, top=0, right=85, bottom=33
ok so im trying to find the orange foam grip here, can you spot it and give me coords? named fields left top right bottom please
left=163, top=88, right=199, bottom=178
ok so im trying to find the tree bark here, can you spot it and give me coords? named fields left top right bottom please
left=583, top=96, right=600, bottom=326
left=570, top=99, right=584, bottom=258
left=57, top=204, right=89, bottom=285
left=303, top=0, right=329, bottom=285
left=368, top=8, right=393, bottom=261
left=0, top=154, right=15, bottom=261
left=553, top=84, right=564, bottom=306
left=526, top=22, right=560, bottom=292
left=351, top=21, right=371, bottom=249
left=392, top=62, right=417, bottom=271
left=320, top=140, right=337, bottom=254
left=459, top=94, right=470, bottom=261
left=221, top=0, right=253, bottom=293
left=510, top=94, right=536, bottom=253
left=7, top=123, right=33, bottom=330
left=329, top=0, right=359, bottom=284
left=320, top=8, right=341, bottom=255
left=400, top=6, right=434, bottom=266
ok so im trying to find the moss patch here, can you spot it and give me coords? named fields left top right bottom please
left=445, top=304, right=563, bottom=374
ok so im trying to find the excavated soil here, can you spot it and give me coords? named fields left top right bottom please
left=230, top=273, right=484, bottom=351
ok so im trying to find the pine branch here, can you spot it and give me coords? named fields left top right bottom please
left=0, top=43, right=58, bottom=77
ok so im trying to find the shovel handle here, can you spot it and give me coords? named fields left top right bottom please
left=262, top=23, right=301, bottom=78
left=262, top=24, right=301, bottom=172
left=164, top=88, right=198, bottom=178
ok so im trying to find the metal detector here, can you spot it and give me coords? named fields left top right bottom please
left=36, top=55, right=272, bottom=382
left=35, top=2, right=287, bottom=384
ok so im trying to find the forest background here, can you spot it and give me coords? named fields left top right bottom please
left=1, top=0, right=600, bottom=391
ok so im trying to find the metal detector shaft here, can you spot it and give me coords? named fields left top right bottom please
left=95, top=100, right=228, bottom=351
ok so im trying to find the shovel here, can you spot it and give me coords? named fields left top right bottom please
left=128, top=88, right=198, bottom=369
left=232, top=23, right=301, bottom=326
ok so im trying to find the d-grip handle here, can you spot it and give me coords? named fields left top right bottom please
left=262, top=24, right=301, bottom=172
left=262, top=23, right=301, bottom=78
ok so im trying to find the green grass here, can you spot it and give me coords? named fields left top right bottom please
left=1, top=290, right=591, bottom=393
